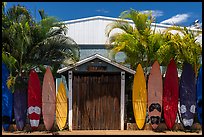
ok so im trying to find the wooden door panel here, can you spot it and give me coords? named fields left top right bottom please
left=72, top=73, right=121, bottom=130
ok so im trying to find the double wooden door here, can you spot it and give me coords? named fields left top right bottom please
left=72, top=72, right=121, bottom=130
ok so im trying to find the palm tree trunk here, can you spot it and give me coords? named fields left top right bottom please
left=19, top=52, right=23, bottom=77
left=194, top=63, right=198, bottom=77
left=144, top=55, right=150, bottom=79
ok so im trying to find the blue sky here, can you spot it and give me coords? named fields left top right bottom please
left=6, top=2, right=202, bottom=28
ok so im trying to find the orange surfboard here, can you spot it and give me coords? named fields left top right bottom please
left=148, top=61, right=163, bottom=129
left=42, top=67, right=56, bottom=131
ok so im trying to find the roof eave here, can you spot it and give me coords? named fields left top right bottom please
left=57, top=54, right=135, bottom=74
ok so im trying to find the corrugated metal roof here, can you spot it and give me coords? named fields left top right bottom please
left=57, top=53, right=136, bottom=74
left=62, top=16, right=202, bottom=45
left=63, top=16, right=202, bottom=32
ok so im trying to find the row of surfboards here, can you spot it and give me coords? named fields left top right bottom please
left=2, top=59, right=202, bottom=131
left=2, top=62, right=68, bottom=131
left=132, top=59, right=202, bottom=130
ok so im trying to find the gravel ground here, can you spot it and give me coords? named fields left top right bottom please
left=2, top=130, right=202, bottom=135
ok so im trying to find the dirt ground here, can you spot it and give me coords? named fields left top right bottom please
left=2, top=123, right=202, bottom=135
left=2, top=130, right=202, bottom=135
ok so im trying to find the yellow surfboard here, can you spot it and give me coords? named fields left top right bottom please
left=56, top=82, right=68, bottom=130
left=132, top=64, right=147, bottom=129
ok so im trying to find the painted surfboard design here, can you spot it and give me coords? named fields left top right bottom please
left=163, top=59, right=179, bottom=129
left=132, top=64, right=147, bottom=129
left=28, top=69, right=42, bottom=130
left=179, top=63, right=196, bottom=128
left=148, top=61, right=163, bottom=130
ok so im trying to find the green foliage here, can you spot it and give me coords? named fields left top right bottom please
left=158, top=26, right=202, bottom=74
left=2, top=52, right=18, bottom=74
left=2, top=3, right=79, bottom=92
left=106, top=9, right=162, bottom=76
left=106, top=9, right=202, bottom=76
left=2, top=52, right=17, bottom=93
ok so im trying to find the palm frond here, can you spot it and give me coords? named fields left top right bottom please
left=6, top=4, right=32, bottom=23
left=105, top=20, right=133, bottom=37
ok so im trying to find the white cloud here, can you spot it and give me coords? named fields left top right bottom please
left=160, top=14, right=190, bottom=25
left=96, top=9, right=109, bottom=13
left=140, top=10, right=164, bottom=17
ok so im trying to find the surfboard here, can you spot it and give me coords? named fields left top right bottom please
left=56, top=76, right=68, bottom=101
left=148, top=60, right=163, bottom=130
left=28, top=69, right=42, bottom=131
left=179, top=63, right=196, bottom=128
left=56, top=82, right=68, bottom=130
left=61, top=75, right=69, bottom=99
left=132, top=64, right=147, bottom=129
left=196, top=66, right=202, bottom=125
left=2, top=62, right=13, bottom=131
left=13, top=76, right=28, bottom=131
left=61, top=75, right=69, bottom=125
left=163, top=59, right=179, bottom=130
left=42, top=67, right=56, bottom=131
left=56, top=78, right=61, bottom=95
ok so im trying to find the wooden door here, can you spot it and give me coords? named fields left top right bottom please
left=72, top=72, right=121, bottom=130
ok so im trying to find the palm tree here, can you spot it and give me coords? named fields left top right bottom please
left=29, top=25, right=80, bottom=76
left=106, top=9, right=202, bottom=77
left=28, top=9, right=80, bottom=76
left=2, top=3, right=79, bottom=92
left=105, top=9, right=164, bottom=76
left=157, top=26, right=202, bottom=75
left=2, top=4, right=34, bottom=91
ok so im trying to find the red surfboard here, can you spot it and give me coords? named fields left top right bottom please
left=42, top=67, right=56, bottom=131
left=163, top=59, right=179, bottom=130
left=28, top=69, right=42, bottom=131
left=148, top=60, right=163, bottom=130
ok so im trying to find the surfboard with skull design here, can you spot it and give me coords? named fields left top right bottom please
left=179, top=63, right=196, bottom=128
left=28, top=69, right=42, bottom=131
left=148, top=60, right=163, bottom=130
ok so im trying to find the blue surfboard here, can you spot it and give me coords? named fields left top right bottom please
left=179, top=63, right=196, bottom=128
left=196, top=66, right=202, bottom=125
left=2, top=62, right=13, bottom=131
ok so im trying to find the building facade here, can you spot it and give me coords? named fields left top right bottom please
left=63, top=16, right=202, bottom=61
left=57, top=16, right=202, bottom=130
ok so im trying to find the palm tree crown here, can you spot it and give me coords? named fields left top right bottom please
left=106, top=9, right=163, bottom=76
left=2, top=3, right=80, bottom=92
